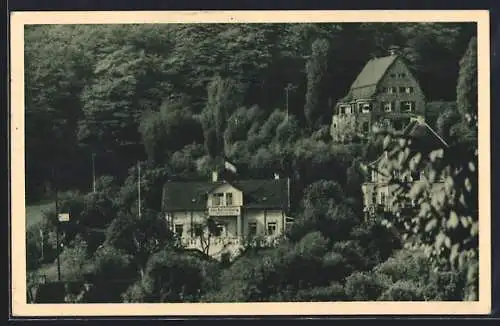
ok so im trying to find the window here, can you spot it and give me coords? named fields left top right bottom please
left=361, top=103, right=371, bottom=113
left=393, top=120, right=403, bottom=130
left=267, top=222, right=277, bottom=235
left=214, top=223, right=226, bottom=237
left=248, top=222, right=257, bottom=237
left=226, top=192, right=233, bottom=206
left=362, top=122, right=370, bottom=133
left=398, top=73, right=406, bottom=78
left=338, top=107, right=344, bottom=114
left=383, top=101, right=393, bottom=112
left=174, top=224, right=184, bottom=237
left=399, top=86, right=406, bottom=93
left=405, top=87, right=414, bottom=94
left=212, top=193, right=224, bottom=206
left=390, top=73, right=396, bottom=78
left=345, top=106, right=352, bottom=115
left=380, top=193, right=386, bottom=207
left=372, top=190, right=378, bottom=205
left=393, top=170, right=401, bottom=179
left=386, top=87, right=395, bottom=94
left=371, top=170, right=377, bottom=182
left=193, top=223, right=204, bottom=236
left=401, top=101, right=415, bottom=112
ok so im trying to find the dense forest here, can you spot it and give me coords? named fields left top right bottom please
left=25, top=23, right=479, bottom=303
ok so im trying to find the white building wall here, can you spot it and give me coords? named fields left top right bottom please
left=243, top=209, right=285, bottom=237
left=168, top=208, right=287, bottom=239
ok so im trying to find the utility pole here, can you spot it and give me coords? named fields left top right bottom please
left=92, top=153, right=96, bottom=193
left=285, top=83, right=296, bottom=121
left=40, top=228, right=44, bottom=261
left=53, top=166, right=61, bottom=282
left=137, top=162, right=141, bottom=219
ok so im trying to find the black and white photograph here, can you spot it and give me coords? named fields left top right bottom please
left=10, top=10, right=491, bottom=316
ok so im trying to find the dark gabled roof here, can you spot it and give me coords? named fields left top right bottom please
left=338, top=55, right=398, bottom=103
left=403, top=117, right=449, bottom=150
left=162, top=178, right=290, bottom=211
left=367, top=117, right=449, bottom=167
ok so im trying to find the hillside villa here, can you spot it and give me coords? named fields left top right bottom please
left=161, top=168, right=294, bottom=260
left=331, top=46, right=427, bottom=142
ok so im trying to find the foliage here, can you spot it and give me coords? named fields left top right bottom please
left=91, top=245, right=135, bottom=282
left=305, top=38, right=330, bottom=127
left=139, top=99, right=203, bottom=164
left=370, top=36, right=478, bottom=301
left=330, top=114, right=357, bottom=143
left=456, top=37, right=477, bottom=121
left=59, top=236, right=92, bottom=281
left=25, top=23, right=478, bottom=303
left=122, top=248, right=220, bottom=302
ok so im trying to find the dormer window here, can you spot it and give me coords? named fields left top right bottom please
left=212, top=193, right=224, bottom=206
left=226, top=192, right=233, bottom=206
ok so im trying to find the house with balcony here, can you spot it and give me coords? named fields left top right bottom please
left=161, top=169, right=293, bottom=261
left=331, top=46, right=426, bottom=142
left=361, top=116, right=449, bottom=219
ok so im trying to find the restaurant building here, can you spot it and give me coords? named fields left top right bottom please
left=161, top=168, right=293, bottom=259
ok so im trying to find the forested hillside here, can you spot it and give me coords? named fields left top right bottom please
left=25, top=23, right=475, bottom=200
left=25, top=23, right=479, bottom=303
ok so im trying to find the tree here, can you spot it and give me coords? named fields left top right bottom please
left=455, top=36, right=478, bottom=141
left=374, top=118, right=478, bottom=300
left=139, top=98, right=203, bottom=164
left=189, top=216, right=222, bottom=256
left=201, top=75, right=243, bottom=159
left=305, top=38, right=330, bottom=127
left=122, top=248, right=220, bottom=303
left=104, top=209, right=175, bottom=280
left=330, top=114, right=357, bottom=143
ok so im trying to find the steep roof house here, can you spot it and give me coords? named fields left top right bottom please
left=161, top=167, right=293, bottom=261
left=361, top=116, right=449, bottom=218
left=331, top=46, right=426, bottom=142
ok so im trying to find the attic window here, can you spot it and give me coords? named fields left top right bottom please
left=398, top=73, right=406, bottom=78
left=390, top=73, right=396, bottom=78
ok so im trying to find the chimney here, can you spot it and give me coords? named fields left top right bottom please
left=274, top=173, right=280, bottom=180
left=212, top=171, right=218, bottom=182
left=388, top=45, right=401, bottom=56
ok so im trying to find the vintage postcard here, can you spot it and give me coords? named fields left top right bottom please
left=10, top=10, right=491, bottom=317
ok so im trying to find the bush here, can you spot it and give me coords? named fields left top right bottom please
left=293, top=282, right=346, bottom=301
left=91, top=245, right=135, bottom=282
left=424, top=270, right=466, bottom=301
left=344, top=271, right=390, bottom=301
left=59, top=236, right=92, bottom=281
left=26, top=221, right=58, bottom=270
left=378, top=280, right=425, bottom=301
